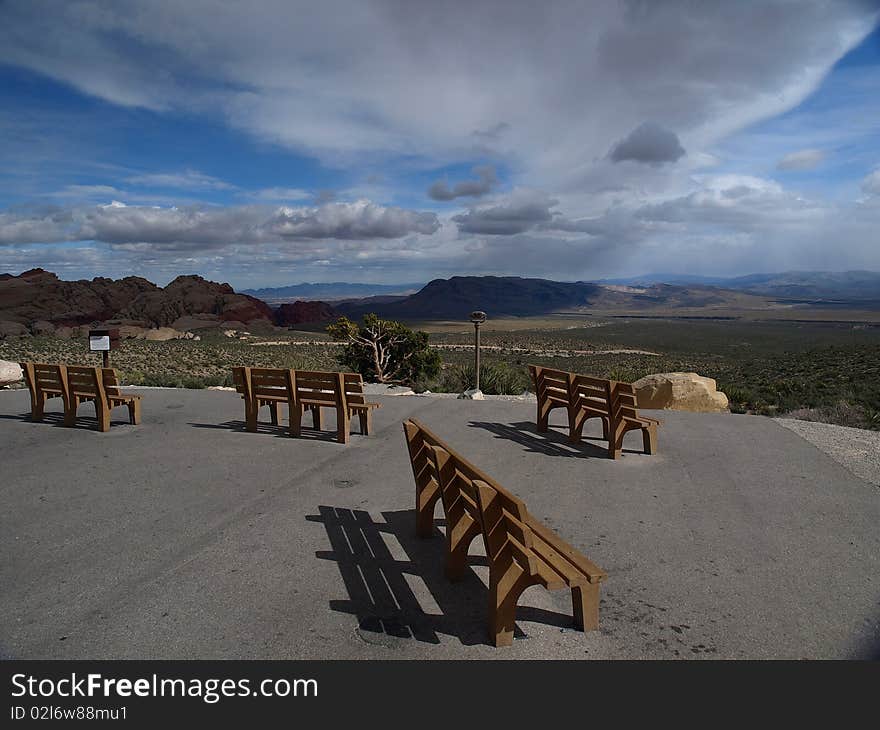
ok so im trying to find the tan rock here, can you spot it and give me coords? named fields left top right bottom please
left=632, top=372, right=729, bottom=413
left=0, top=359, right=23, bottom=385
left=144, top=327, right=183, bottom=341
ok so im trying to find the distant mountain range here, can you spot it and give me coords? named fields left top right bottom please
left=600, top=270, right=880, bottom=301
left=2, top=269, right=878, bottom=338
left=334, top=275, right=781, bottom=320
left=241, top=281, right=423, bottom=304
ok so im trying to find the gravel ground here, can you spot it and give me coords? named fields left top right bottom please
left=775, top=418, right=880, bottom=487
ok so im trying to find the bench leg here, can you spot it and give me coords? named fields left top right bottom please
left=571, top=582, right=600, bottom=632
left=290, top=404, right=303, bottom=437
left=32, top=393, right=46, bottom=422
left=445, top=517, right=482, bottom=581
left=269, top=401, right=279, bottom=426
left=243, top=397, right=257, bottom=432
left=64, top=396, right=78, bottom=427
left=336, top=406, right=349, bottom=444
left=312, top=405, right=323, bottom=430
left=95, top=399, right=110, bottom=432
left=568, top=409, right=586, bottom=443
left=357, top=409, right=370, bottom=435
left=607, top=423, right=625, bottom=459
left=489, top=567, right=532, bottom=647
left=128, top=399, right=141, bottom=425
left=536, top=400, right=548, bottom=432
left=642, top=425, right=657, bottom=455
left=416, top=488, right=440, bottom=538
left=602, top=416, right=609, bottom=441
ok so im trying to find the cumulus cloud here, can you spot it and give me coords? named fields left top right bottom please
left=452, top=190, right=557, bottom=235
left=776, top=148, right=826, bottom=170
left=428, top=166, right=498, bottom=201
left=268, top=200, right=439, bottom=239
left=609, top=122, right=686, bottom=166
left=0, top=200, right=440, bottom=248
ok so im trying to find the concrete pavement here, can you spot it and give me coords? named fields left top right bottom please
left=1, top=388, right=877, bottom=659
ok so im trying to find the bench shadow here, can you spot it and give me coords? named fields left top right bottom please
left=189, top=420, right=346, bottom=442
left=307, top=506, right=574, bottom=647
left=0, top=412, right=131, bottom=429
left=467, top=420, right=612, bottom=459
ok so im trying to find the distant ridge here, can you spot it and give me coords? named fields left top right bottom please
left=599, top=270, right=880, bottom=301
left=241, top=281, right=423, bottom=303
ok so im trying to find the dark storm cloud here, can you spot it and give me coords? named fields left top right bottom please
left=428, top=166, right=498, bottom=201
left=452, top=191, right=556, bottom=234
left=609, top=122, right=686, bottom=166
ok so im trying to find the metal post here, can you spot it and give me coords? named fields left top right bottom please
left=469, top=311, right=486, bottom=393
left=474, top=321, right=481, bottom=391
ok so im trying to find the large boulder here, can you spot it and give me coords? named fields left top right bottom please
left=0, top=359, right=23, bottom=385
left=632, top=372, right=729, bottom=413
left=143, top=327, right=184, bottom=341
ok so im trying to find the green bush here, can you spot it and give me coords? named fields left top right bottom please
left=440, top=362, right=529, bottom=395
left=327, top=314, right=441, bottom=385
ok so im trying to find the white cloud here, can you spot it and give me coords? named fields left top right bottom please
left=0, top=200, right=440, bottom=247
left=861, top=168, right=880, bottom=197
left=125, top=169, right=235, bottom=191
left=776, top=148, right=826, bottom=171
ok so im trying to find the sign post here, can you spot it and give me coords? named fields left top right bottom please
left=88, top=328, right=120, bottom=368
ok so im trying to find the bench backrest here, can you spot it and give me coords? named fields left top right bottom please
left=101, top=368, right=124, bottom=398
left=529, top=365, right=570, bottom=405
left=404, top=418, right=485, bottom=540
left=570, top=373, right=612, bottom=418
left=249, top=367, right=294, bottom=401
left=31, top=362, right=67, bottom=395
left=342, top=372, right=368, bottom=405
left=609, top=380, right=642, bottom=423
left=404, top=418, right=536, bottom=575
left=231, top=366, right=249, bottom=396
left=294, top=370, right=345, bottom=407
left=66, top=365, right=105, bottom=399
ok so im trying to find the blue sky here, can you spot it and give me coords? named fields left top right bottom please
left=0, top=1, right=878, bottom=288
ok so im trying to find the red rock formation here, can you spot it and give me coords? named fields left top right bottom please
left=274, top=300, right=338, bottom=326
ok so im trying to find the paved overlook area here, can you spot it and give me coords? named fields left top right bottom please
left=1, top=388, right=878, bottom=660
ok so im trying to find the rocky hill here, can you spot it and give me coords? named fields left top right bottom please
left=0, top=270, right=276, bottom=336
left=275, top=300, right=339, bottom=326
left=334, top=275, right=778, bottom=319
left=337, top=276, right=606, bottom=319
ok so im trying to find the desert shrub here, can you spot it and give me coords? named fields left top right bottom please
left=440, top=362, right=529, bottom=395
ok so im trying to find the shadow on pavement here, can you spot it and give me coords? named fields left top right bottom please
left=307, top=506, right=574, bottom=647
left=189, top=420, right=345, bottom=441
left=467, top=420, right=615, bottom=459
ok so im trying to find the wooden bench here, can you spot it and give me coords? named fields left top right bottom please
left=404, top=418, right=607, bottom=647
left=528, top=365, right=571, bottom=433
left=231, top=367, right=380, bottom=443
left=529, top=363, right=660, bottom=459
left=20, top=362, right=67, bottom=422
